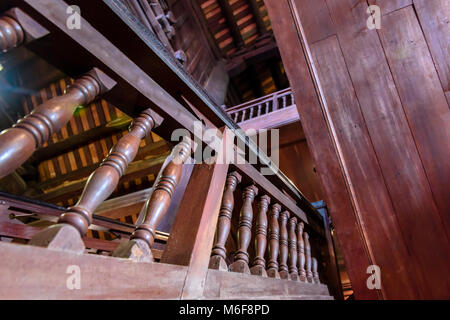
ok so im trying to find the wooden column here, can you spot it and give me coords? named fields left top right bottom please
left=304, top=231, right=313, bottom=283
left=288, top=217, right=299, bottom=281
left=30, top=108, right=160, bottom=252
left=113, top=137, right=192, bottom=261
left=0, top=68, right=114, bottom=180
left=278, top=210, right=290, bottom=279
left=312, top=257, right=320, bottom=284
left=209, top=171, right=242, bottom=271
left=297, top=222, right=306, bottom=282
left=250, top=195, right=271, bottom=277
left=266, top=203, right=281, bottom=278
left=0, top=14, right=24, bottom=52
left=229, top=185, right=258, bottom=274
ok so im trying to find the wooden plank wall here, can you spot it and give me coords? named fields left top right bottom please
left=265, top=0, right=450, bottom=299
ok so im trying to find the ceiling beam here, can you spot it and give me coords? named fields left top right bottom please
left=217, top=0, right=245, bottom=49
left=247, top=0, right=267, bottom=36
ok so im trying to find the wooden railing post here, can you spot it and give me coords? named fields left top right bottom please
left=250, top=194, right=271, bottom=277
left=304, top=231, right=313, bottom=283
left=229, top=185, right=258, bottom=274
left=0, top=14, right=24, bottom=52
left=312, top=257, right=321, bottom=284
left=267, top=203, right=281, bottom=278
left=278, top=210, right=290, bottom=279
left=30, top=108, right=161, bottom=252
left=112, top=137, right=192, bottom=261
left=209, top=171, right=242, bottom=271
left=0, top=68, right=115, bottom=180
left=297, top=222, right=307, bottom=281
left=288, top=217, right=299, bottom=281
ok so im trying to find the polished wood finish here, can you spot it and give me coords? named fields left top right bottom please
left=278, top=210, right=290, bottom=279
left=266, top=203, right=281, bottom=279
left=296, top=222, right=306, bottom=282
left=209, top=171, right=242, bottom=271
left=0, top=13, right=23, bottom=52
left=229, top=185, right=258, bottom=274
left=0, top=68, right=114, bottom=180
left=250, top=195, right=270, bottom=277
left=312, top=257, right=320, bottom=284
left=288, top=217, right=299, bottom=281
left=130, top=137, right=191, bottom=255
left=304, top=232, right=313, bottom=283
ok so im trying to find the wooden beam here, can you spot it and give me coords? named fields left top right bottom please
left=248, top=0, right=267, bottom=36
left=217, top=0, right=245, bottom=49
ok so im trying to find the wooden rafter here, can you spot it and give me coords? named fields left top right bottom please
left=216, top=0, right=244, bottom=49
left=247, top=0, right=267, bottom=36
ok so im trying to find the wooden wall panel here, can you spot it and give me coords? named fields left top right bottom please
left=369, top=0, right=412, bottom=14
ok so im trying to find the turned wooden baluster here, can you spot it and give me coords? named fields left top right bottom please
left=30, top=109, right=158, bottom=252
left=0, top=69, right=114, bottom=180
left=304, top=231, right=313, bottom=283
left=113, top=137, right=192, bottom=261
left=297, top=222, right=307, bottom=281
left=209, top=171, right=242, bottom=271
left=266, top=203, right=281, bottom=278
left=229, top=185, right=258, bottom=274
left=312, top=257, right=320, bottom=284
left=278, top=210, right=290, bottom=279
left=288, top=217, right=299, bottom=281
left=0, top=14, right=24, bottom=52
left=250, top=195, right=271, bottom=277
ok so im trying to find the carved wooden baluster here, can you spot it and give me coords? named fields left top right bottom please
left=30, top=109, right=158, bottom=252
left=304, top=231, right=313, bottom=283
left=113, top=137, right=192, bottom=262
left=0, top=14, right=24, bottom=52
left=297, top=222, right=306, bottom=281
left=312, top=257, right=321, bottom=284
left=288, top=217, right=299, bottom=281
left=0, top=69, right=114, bottom=180
left=209, top=171, right=242, bottom=271
left=257, top=104, right=262, bottom=116
left=229, top=185, right=258, bottom=274
left=266, top=203, right=281, bottom=278
left=250, top=195, right=271, bottom=277
left=278, top=210, right=290, bottom=279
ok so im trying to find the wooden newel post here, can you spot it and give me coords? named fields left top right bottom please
left=30, top=108, right=160, bottom=252
left=278, top=210, right=290, bottom=279
left=113, top=137, right=192, bottom=262
left=0, top=14, right=24, bottom=52
left=304, top=232, right=313, bottom=283
left=250, top=195, right=271, bottom=277
left=0, top=68, right=115, bottom=180
left=312, top=257, right=321, bottom=284
left=297, top=222, right=307, bottom=281
left=267, top=203, right=281, bottom=278
left=229, top=185, right=258, bottom=274
left=209, top=171, right=242, bottom=271
left=288, top=217, right=299, bottom=281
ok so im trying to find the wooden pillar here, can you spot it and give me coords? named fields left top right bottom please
left=312, top=257, right=320, bottom=284
left=266, top=203, right=281, bottom=278
left=288, top=217, right=299, bottom=281
left=0, top=14, right=24, bottom=52
left=278, top=210, right=290, bottom=279
left=0, top=68, right=114, bottom=180
left=113, top=137, right=192, bottom=261
left=304, top=231, right=313, bottom=283
left=209, top=171, right=242, bottom=271
left=229, top=185, right=258, bottom=274
left=297, top=222, right=306, bottom=282
left=30, top=108, right=161, bottom=252
left=250, top=195, right=271, bottom=277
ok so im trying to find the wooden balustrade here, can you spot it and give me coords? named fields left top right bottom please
left=304, top=231, right=313, bottom=283
left=312, top=257, right=320, bottom=284
left=267, top=203, right=281, bottom=278
left=278, top=210, right=290, bottom=279
left=297, top=222, right=307, bottom=281
left=288, top=216, right=299, bottom=281
left=209, top=171, right=242, bottom=271
left=29, top=108, right=161, bottom=252
left=0, top=14, right=24, bottom=52
left=250, top=195, right=270, bottom=277
left=112, top=137, right=192, bottom=262
left=0, top=68, right=115, bottom=180
left=229, top=185, right=258, bottom=274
